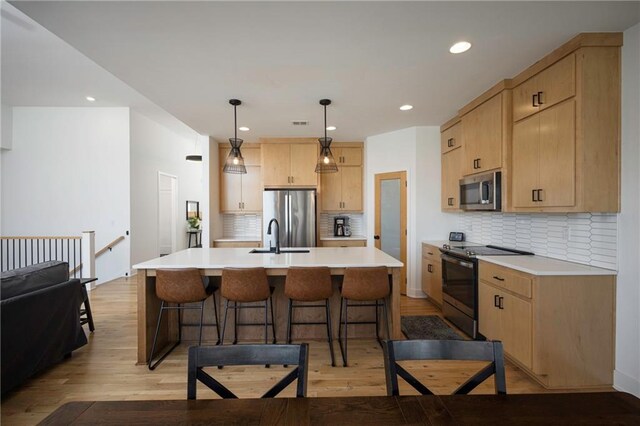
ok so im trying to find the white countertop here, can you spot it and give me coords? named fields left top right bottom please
left=478, top=255, right=617, bottom=276
left=133, top=247, right=403, bottom=270
left=422, top=240, right=478, bottom=248
left=214, top=237, right=262, bottom=242
left=320, top=235, right=367, bottom=241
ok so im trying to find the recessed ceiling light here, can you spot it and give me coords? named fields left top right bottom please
left=85, top=96, right=96, bottom=102
left=326, top=126, right=337, bottom=131
left=238, top=126, right=250, bottom=132
left=449, top=41, right=472, bottom=54
left=399, top=105, right=413, bottom=111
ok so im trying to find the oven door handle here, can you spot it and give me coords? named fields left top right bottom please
left=441, top=254, right=474, bottom=269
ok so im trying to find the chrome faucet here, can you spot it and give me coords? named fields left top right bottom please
left=267, top=218, right=280, bottom=254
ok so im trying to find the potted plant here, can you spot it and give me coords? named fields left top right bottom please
left=187, top=216, right=201, bottom=231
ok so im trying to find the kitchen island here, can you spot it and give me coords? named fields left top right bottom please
left=133, top=247, right=403, bottom=364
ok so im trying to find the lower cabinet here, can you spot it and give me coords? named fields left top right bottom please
left=421, top=244, right=442, bottom=306
left=319, top=240, right=366, bottom=248
left=478, top=260, right=615, bottom=389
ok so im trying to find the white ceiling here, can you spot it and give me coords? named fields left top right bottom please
left=7, top=1, right=640, bottom=141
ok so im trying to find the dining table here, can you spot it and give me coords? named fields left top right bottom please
left=39, top=392, right=640, bottom=425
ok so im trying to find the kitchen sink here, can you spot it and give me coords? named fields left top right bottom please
left=249, top=248, right=310, bottom=254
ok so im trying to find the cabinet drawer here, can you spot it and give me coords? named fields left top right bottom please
left=213, top=241, right=261, bottom=248
left=479, top=261, right=532, bottom=299
left=422, top=244, right=441, bottom=261
left=441, top=122, right=462, bottom=154
left=320, top=240, right=366, bottom=248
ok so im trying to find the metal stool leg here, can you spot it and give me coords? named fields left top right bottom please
left=233, top=301, right=239, bottom=345
left=212, top=291, right=221, bottom=345
left=264, top=299, right=271, bottom=368
left=221, top=299, right=230, bottom=345
left=81, top=285, right=95, bottom=332
left=382, top=298, right=390, bottom=340
left=286, top=299, right=293, bottom=344
left=198, top=300, right=205, bottom=345
left=325, top=299, right=336, bottom=367
left=375, top=300, right=382, bottom=348
left=269, top=295, right=277, bottom=344
left=337, top=297, right=349, bottom=367
left=148, top=301, right=180, bottom=371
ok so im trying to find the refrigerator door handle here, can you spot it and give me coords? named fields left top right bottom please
left=285, top=192, right=291, bottom=247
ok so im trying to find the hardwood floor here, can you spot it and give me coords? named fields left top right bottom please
left=1, top=277, right=554, bottom=425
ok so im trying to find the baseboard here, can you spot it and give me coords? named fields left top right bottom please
left=614, top=369, right=640, bottom=398
left=406, top=288, right=427, bottom=299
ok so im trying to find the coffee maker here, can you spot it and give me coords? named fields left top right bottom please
left=334, top=216, right=351, bottom=237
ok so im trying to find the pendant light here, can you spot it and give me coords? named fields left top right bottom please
left=186, top=136, right=202, bottom=162
left=315, top=99, right=338, bottom=173
left=223, top=99, right=247, bottom=174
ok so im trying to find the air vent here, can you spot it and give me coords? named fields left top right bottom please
left=291, top=120, right=310, bottom=126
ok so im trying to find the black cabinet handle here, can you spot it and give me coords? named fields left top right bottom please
left=493, top=276, right=505, bottom=282
left=427, top=252, right=434, bottom=256
left=532, top=93, right=539, bottom=107
left=374, top=235, right=380, bottom=240
left=498, top=296, right=504, bottom=310
left=476, top=158, right=481, bottom=169
left=537, top=91, right=544, bottom=105
left=532, top=189, right=536, bottom=202
left=494, top=295, right=500, bottom=307
left=537, top=189, right=543, bottom=202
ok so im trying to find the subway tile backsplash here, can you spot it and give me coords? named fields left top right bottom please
left=319, top=213, right=365, bottom=237
left=222, top=214, right=262, bottom=238
left=456, top=212, right=618, bottom=270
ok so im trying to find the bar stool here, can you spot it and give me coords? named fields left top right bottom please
left=220, top=268, right=276, bottom=346
left=148, top=269, right=220, bottom=370
left=284, top=267, right=336, bottom=367
left=338, top=266, right=391, bottom=367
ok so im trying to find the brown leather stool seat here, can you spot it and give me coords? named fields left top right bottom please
left=284, top=267, right=336, bottom=366
left=338, top=266, right=391, bottom=366
left=220, top=268, right=276, bottom=346
left=148, top=269, right=220, bottom=370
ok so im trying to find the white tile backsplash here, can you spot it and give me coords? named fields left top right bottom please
left=222, top=214, right=262, bottom=238
left=456, top=212, right=618, bottom=270
left=319, top=213, right=365, bottom=237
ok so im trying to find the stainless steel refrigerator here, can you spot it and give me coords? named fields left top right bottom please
left=263, top=189, right=316, bottom=248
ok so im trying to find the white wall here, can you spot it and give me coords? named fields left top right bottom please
left=1, top=104, right=12, bottom=150
left=129, top=110, right=203, bottom=266
left=0, top=107, right=131, bottom=283
left=366, top=126, right=452, bottom=298
left=614, top=22, right=640, bottom=398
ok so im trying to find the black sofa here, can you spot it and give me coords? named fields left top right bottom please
left=1, top=261, right=87, bottom=395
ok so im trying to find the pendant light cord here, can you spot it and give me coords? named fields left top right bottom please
left=324, top=104, right=327, bottom=140
left=234, top=104, right=237, bottom=141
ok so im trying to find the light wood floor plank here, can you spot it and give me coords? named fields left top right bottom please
left=2, top=277, right=564, bottom=425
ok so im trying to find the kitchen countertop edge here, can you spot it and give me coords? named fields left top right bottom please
left=478, top=255, right=617, bottom=276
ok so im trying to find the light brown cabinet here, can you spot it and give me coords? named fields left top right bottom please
left=213, top=241, right=261, bottom=248
left=219, top=146, right=262, bottom=213
left=441, top=138, right=463, bottom=210
left=510, top=43, right=620, bottom=212
left=441, top=120, right=462, bottom=154
left=262, top=143, right=318, bottom=187
left=478, top=260, right=615, bottom=389
left=421, top=244, right=442, bottom=306
left=333, top=147, right=362, bottom=166
left=320, top=165, right=363, bottom=212
left=320, top=239, right=366, bottom=248
left=462, top=92, right=507, bottom=176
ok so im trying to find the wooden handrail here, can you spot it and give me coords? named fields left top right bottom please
left=69, top=235, right=125, bottom=275
left=1, top=236, right=81, bottom=240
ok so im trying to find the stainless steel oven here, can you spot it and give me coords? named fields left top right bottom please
left=441, top=253, right=478, bottom=338
left=459, top=171, right=501, bottom=211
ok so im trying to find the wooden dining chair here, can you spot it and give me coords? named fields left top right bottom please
left=187, top=344, right=309, bottom=399
left=382, top=339, right=507, bottom=395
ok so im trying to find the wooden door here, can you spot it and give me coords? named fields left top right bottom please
left=374, top=171, right=407, bottom=295
left=290, top=144, right=318, bottom=186
left=241, top=166, right=262, bottom=212
left=538, top=53, right=576, bottom=112
left=462, top=93, right=502, bottom=175
left=441, top=147, right=462, bottom=210
left=478, top=282, right=501, bottom=341
left=336, top=147, right=363, bottom=166
left=512, top=114, right=540, bottom=208
left=441, top=122, right=462, bottom=154
left=500, top=291, right=533, bottom=369
left=513, top=75, right=540, bottom=122
left=320, top=169, right=342, bottom=212
left=261, top=144, right=291, bottom=187
left=341, top=166, right=363, bottom=211
left=538, top=100, right=576, bottom=207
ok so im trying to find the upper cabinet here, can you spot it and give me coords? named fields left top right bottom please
left=461, top=88, right=510, bottom=176
left=219, top=145, right=262, bottom=213
left=510, top=39, right=621, bottom=212
left=440, top=119, right=463, bottom=211
left=261, top=141, right=318, bottom=187
left=320, top=143, right=364, bottom=213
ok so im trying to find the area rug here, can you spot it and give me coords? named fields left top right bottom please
left=400, top=315, right=464, bottom=340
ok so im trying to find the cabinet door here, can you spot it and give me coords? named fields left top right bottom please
left=441, top=122, right=462, bottom=154
left=500, top=291, right=533, bottom=369
left=513, top=76, right=540, bottom=122
left=290, top=144, right=318, bottom=186
left=336, top=147, right=363, bottom=166
left=262, top=144, right=291, bottom=186
left=462, top=93, right=503, bottom=175
left=429, top=261, right=443, bottom=306
left=320, top=169, right=343, bottom=212
left=538, top=53, right=575, bottom=113
left=341, top=166, right=363, bottom=212
left=512, top=114, right=540, bottom=208
left=441, top=147, right=462, bottom=210
left=241, top=146, right=262, bottom=166
left=478, top=282, right=502, bottom=341
left=241, top=166, right=262, bottom=212
left=538, top=100, right=576, bottom=207
left=220, top=171, right=242, bottom=212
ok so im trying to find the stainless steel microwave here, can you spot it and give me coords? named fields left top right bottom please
left=459, top=171, right=501, bottom=211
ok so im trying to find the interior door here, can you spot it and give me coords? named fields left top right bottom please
left=158, top=172, right=177, bottom=256
left=374, top=171, right=407, bottom=294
